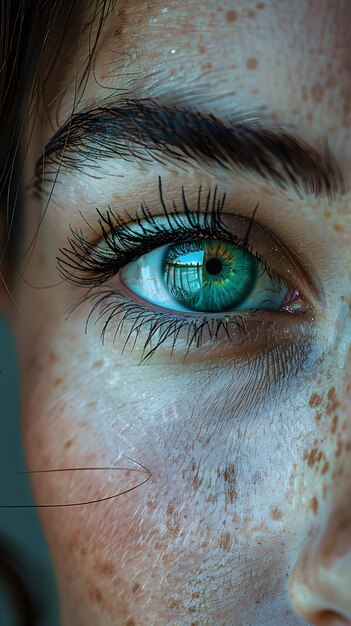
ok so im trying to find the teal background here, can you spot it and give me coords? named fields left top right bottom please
left=0, top=315, right=60, bottom=625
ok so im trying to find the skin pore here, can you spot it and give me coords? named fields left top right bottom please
left=2, top=0, right=351, bottom=624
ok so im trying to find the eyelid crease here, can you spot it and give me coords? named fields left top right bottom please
left=57, top=177, right=229, bottom=285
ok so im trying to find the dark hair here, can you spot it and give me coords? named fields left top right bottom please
left=0, top=0, right=56, bottom=270
left=0, top=0, right=116, bottom=274
left=0, top=2, right=115, bottom=623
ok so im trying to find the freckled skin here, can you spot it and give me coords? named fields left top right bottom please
left=1, top=0, right=351, bottom=625
left=246, top=57, right=258, bottom=69
left=225, top=10, right=237, bottom=22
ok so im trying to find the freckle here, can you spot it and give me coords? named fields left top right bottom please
left=256, top=2, right=265, bottom=8
left=246, top=57, right=258, bottom=70
left=321, top=461, right=329, bottom=475
left=311, top=83, right=324, bottom=104
left=327, top=386, right=340, bottom=415
left=309, top=495, right=319, bottom=515
left=221, top=463, right=237, bottom=506
left=53, top=377, right=64, bottom=387
left=126, top=620, right=135, bottom=626
left=315, top=412, right=322, bottom=422
left=132, top=583, right=141, bottom=594
left=309, top=392, right=323, bottom=408
left=49, top=352, right=59, bottom=365
left=88, top=585, right=103, bottom=604
left=333, top=223, right=343, bottom=232
left=304, top=447, right=319, bottom=467
left=225, top=10, right=237, bottom=22
left=345, top=441, right=351, bottom=451
left=169, top=598, right=182, bottom=609
left=335, top=434, right=343, bottom=458
left=95, top=560, right=114, bottom=576
left=219, top=530, right=231, bottom=550
left=324, top=209, right=332, bottom=218
left=331, top=414, right=339, bottom=434
left=64, top=439, right=73, bottom=449
left=271, top=506, right=283, bottom=520
left=247, top=9, right=256, bottom=17
left=198, top=44, right=206, bottom=54
left=93, top=360, right=103, bottom=368
left=201, top=62, right=213, bottom=70
left=166, top=503, right=175, bottom=516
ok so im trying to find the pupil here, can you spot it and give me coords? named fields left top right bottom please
left=205, top=257, right=222, bottom=275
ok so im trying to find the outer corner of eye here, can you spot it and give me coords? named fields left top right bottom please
left=284, top=263, right=324, bottom=318
left=279, top=288, right=310, bottom=316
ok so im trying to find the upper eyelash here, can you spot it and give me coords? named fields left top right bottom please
left=57, top=176, right=230, bottom=285
left=57, top=176, right=275, bottom=287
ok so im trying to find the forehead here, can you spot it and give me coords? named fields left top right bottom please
left=49, top=0, right=350, bottom=156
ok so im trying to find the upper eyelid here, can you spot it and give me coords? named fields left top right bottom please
left=57, top=182, right=231, bottom=286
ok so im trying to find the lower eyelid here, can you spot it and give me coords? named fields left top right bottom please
left=81, top=284, right=316, bottom=364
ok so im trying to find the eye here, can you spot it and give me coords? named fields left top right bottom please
left=120, top=238, right=290, bottom=314
left=58, top=178, right=317, bottom=363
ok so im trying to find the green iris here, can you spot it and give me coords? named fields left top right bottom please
left=163, top=239, right=259, bottom=312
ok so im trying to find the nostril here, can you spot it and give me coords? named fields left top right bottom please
left=307, top=609, right=351, bottom=626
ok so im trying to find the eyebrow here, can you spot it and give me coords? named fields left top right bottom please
left=34, top=98, right=344, bottom=200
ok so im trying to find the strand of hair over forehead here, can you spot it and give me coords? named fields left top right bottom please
left=0, top=0, right=117, bottom=275
left=0, top=0, right=154, bottom=511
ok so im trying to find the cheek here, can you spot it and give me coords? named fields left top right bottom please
left=296, top=338, right=351, bottom=521
left=23, top=404, right=289, bottom=624
left=21, top=352, right=303, bottom=556
left=18, top=301, right=327, bottom=622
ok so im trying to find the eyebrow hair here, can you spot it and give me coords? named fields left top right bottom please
left=34, top=98, right=344, bottom=200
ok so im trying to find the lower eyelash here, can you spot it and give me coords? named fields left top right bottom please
left=78, top=287, right=250, bottom=364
